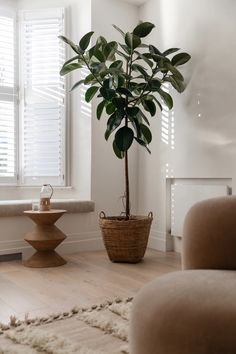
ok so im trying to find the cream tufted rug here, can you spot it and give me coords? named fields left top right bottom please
left=0, top=298, right=132, bottom=354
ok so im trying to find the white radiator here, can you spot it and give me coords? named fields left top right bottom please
left=171, top=184, right=229, bottom=237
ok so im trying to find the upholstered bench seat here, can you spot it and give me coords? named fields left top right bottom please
left=131, top=269, right=236, bottom=354
left=0, top=199, right=94, bottom=217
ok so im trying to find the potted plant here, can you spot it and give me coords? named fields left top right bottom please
left=59, top=22, right=191, bottom=263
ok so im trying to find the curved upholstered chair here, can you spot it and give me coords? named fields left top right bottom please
left=130, top=196, right=236, bottom=354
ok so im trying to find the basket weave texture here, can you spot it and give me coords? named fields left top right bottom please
left=99, top=213, right=153, bottom=263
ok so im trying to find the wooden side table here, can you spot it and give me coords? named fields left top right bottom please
left=24, top=210, right=67, bottom=268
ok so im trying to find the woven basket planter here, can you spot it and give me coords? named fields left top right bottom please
left=99, top=212, right=153, bottom=263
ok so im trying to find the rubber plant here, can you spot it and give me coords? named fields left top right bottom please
left=59, top=22, right=191, bottom=220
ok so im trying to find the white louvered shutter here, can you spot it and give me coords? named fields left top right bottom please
left=0, top=8, right=17, bottom=183
left=20, top=8, right=66, bottom=186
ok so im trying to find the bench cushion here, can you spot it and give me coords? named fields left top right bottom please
left=0, top=200, right=95, bottom=217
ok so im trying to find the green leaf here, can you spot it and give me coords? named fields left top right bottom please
left=105, top=111, right=124, bottom=140
left=59, top=35, right=82, bottom=54
left=112, top=24, right=125, bottom=38
left=133, top=82, right=146, bottom=93
left=110, top=60, right=123, bottom=70
left=164, top=76, right=186, bottom=93
left=138, top=110, right=150, bottom=126
left=151, top=96, right=163, bottom=111
left=140, top=124, right=152, bottom=144
left=132, top=64, right=148, bottom=78
left=116, top=87, right=133, bottom=97
left=104, top=41, right=118, bottom=60
left=148, top=78, right=161, bottom=91
left=139, top=53, right=154, bottom=68
left=79, top=31, right=94, bottom=51
left=134, top=137, right=151, bottom=153
left=119, top=43, right=131, bottom=55
left=141, top=52, right=153, bottom=59
left=149, top=45, right=162, bottom=56
left=103, top=78, right=111, bottom=89
left=62, top=55, right=81, bottom=67
left=70, top=79, right=85, bottom=91
left=133, top=22, right=155, bottom=38
left=125, top=32, right=141, bottom=50
left=106, top=102, right=116, bottom=115
left=115, top=126, right=134, bottom=151
left=90, top=62, right=106, bottom=75
left=96, top=36, right=107, bottom=51
left=150, top=53, right=163, bottom=63
left=84, top=74, right=96, bottom=85
left=113, top=140, right=125, bottom=159
left=165, top=62, right=184, bottom=81
left=100, top=87, right=116, bottom=100
left=112, top=97, right=126, bottom=109
left=97, top=100, right=106, bottom=120
left=163, top=48, right=180, bottom=56
left=130, top=117, right=141, bottom=138
left=171, top=52, right=191, bottom=66
left=129, top=81, right=144, bottom=95
left=142, top=99, right=156, bottom=116
left=127, top=107, right=139, bottom=117
left=60, top=63, right=83, bottom=76
left=137, top=53, right=154, bottom=68
left=85, top=86, right=99, bottom=103
left=88, top=44, right=96, bottom=58
left=158, top=88, right=173, bottom=109
left=93, top=49, right=106, bottom=62
left=116, top=50, right=129, bottom=61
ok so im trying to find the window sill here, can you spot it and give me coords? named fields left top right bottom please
left=0, top=185, right=73, bottom=190
left=0, top=199, right=95, bottom=217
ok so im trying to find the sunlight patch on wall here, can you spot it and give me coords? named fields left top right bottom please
left=80, top=68, right=91, bottom=118
left=165, top=163, right=174, bottom=178
left=196, top=92, right=202, bottom=118
left=161, top=83, right=175, bottom=150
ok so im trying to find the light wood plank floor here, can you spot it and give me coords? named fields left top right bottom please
left=0, top=250, right=181, bottom=324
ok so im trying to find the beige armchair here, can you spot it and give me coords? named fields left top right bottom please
left=130, top=196, right=236, bottom=354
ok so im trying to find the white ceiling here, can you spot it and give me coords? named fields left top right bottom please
left=122, top=0, right=149, bottom=7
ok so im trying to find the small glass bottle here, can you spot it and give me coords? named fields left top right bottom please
left=40, top=184, right=53, bottom=211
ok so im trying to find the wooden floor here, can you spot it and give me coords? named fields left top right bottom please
left=0, top=250, right=181, bottom=324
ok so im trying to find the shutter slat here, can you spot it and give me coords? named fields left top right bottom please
left=0, top=50, right=16, bottom=181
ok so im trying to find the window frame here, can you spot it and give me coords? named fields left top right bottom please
left=0, top=6, right=68, bottom=188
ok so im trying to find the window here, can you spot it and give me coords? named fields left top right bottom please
left=0, top=9, right=17, bottom=183
left=0, top=7, right=66, bottom=186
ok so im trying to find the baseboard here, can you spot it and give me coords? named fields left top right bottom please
left=172, top=236, right=182, bottom=253
left=148, top=230, right=166, bottom=251
left=166, top=233, right=174, bottom=251
left=57, top=232, right=104, bottom=253
left=148, top=230, right=174, bottom=252
left=0, top=231, right=105, bottom=259
left=0, top=229, right=176, bottom=258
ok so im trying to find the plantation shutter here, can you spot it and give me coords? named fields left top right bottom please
left=20, top=8, right=66, bottom=186
left=0, top=8, right=17, bottom=183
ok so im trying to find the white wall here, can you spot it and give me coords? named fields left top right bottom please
left=138, top=0, right=236, bottom=250
left=0, top=0, right=16, bottom=7
left=0, top=0, right=140, bottom=257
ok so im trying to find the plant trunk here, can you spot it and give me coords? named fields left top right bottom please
left=125, top=150, right=130, bottom=219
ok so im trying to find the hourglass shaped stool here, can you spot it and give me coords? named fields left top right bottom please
left=24, top=210, right=67, bottom=268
